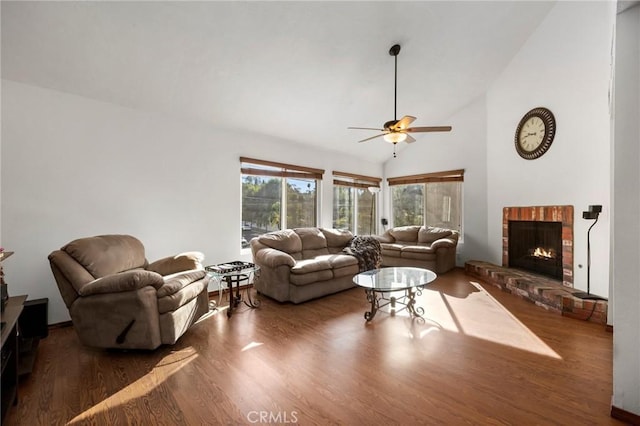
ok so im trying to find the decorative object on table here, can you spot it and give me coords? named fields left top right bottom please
left=48, top=235, right=209, bottom=350
left=573, top=205, right=607, bottom=300
left=205, top=261, right=260, bottom=318
left=514, top=107, right=556, bottom=160
left=348, top=43, right=452, bottom=158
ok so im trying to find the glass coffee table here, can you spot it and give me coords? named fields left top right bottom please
left=353, top=267, right=437, bottom=321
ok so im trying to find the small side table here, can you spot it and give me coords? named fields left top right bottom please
left=205, top=262, right=260, bottom=318
left=1, top=295, right=26, bottom=424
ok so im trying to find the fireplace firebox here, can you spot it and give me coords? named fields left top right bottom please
left=508, top=220, right=563, bottom=280
left=503, top=205, right=573, bottom=287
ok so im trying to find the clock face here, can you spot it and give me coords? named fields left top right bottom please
left=514, top=107, right=556, bottom=160
left=518, top=117, right=546, bottom=152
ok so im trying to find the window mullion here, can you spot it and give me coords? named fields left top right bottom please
left=281, top=178, right=287, bottom=230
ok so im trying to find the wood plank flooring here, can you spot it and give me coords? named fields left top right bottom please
left=6, top=269, right=622, bottom=425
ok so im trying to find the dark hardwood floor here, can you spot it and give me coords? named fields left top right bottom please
left=7, top=269, right=622, bottom=425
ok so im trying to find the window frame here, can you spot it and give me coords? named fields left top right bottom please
left=240, top=157, right=324, bottom=247
left=332, top=171, right=382, bottom=235
left=388, top=169, right=464, bottom=235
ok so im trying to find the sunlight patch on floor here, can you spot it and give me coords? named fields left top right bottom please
left=68, top=347, right=198, bottom=424
left=421, top=281, right=561, bottom=359
left=241, top=341, right=264, bottom=351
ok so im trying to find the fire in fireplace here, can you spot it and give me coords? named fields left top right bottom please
left=508, top=220, right=563, bottom=280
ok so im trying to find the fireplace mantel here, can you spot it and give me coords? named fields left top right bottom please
left=502, top=205, right=574, bottom=287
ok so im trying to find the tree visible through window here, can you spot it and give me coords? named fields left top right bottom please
left=332, top=171, right=381, bottom=235
left=389, top=170, right=463, bottom=233
left=241, top=158, right=323, bottom=248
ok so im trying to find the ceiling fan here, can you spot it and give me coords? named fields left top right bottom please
left=349, top=44, right=451, bottom=157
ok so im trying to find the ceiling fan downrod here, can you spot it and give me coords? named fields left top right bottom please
left=389, top=44, right=401, bottom=122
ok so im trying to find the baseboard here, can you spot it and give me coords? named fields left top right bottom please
left=611, top=405, right=640, bottom=425
left=48, top=320, right=73, bottom=329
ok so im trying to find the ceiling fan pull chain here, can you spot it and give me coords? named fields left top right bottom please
left=393, top=142, right=397, bottom=158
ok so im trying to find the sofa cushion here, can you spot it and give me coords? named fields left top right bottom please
left=295, top=228, right=330, bottom=258
left=332, top=264, right=360, bottom=278
left=291, top=258, right=332, bottom=274
left=401, top=245, right=437, bottom=260
left=380, top=243, right=403, bottom=253
left=290, top=270, right=334, bottom=286
left=389, top=226, right=421, bottom=243
left=315, top=254, right=359, bottom=269
left=320, top=228, right=354, bottom=249
left=418, top=227, right=454, bottom=244
left=258, top=229, right=302, bottom=255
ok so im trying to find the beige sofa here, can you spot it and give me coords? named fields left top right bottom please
left=374, top=226, right=459, bottom=273
left=48, top=234, right=210, bottom=350
left=251, top=227, right=375, bottom=303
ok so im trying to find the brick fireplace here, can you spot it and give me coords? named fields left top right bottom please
left=466, top=205, right=606, bottom=324
left=502, top=205, right=573, bottom=287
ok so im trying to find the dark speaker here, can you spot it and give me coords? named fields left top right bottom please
left=19, top=298, right=48, bottom=339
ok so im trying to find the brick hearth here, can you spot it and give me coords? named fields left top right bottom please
left=465, top=260, right=607, bottom=324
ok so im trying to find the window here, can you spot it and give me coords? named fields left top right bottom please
left=332, top=171, right=381, bottom=235
left=241, top=157, right=323, bottom=248
left=388, top=169, right=463, bottom=233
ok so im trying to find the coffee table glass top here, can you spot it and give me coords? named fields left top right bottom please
left=353, top=267, right=437, bottom=292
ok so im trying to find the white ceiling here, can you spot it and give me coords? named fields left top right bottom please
left=1, top=1, right=556, bottom=163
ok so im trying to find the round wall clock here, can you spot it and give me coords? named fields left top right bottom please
left=514, top=107, right=556, bottom=160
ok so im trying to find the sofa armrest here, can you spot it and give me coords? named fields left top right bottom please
left=430, top=238, right=458, bottom=250
left=78, top=270, right=164, bottom=296
left=146, top=251, right=204, bottom=276
left=254, top=248, right=296, bottom=269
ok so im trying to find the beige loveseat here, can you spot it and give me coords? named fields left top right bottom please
left=374, top=226, right=459, bottom=273
left=251, top=227, right=375, bottom=303
left=48, top=234, right=210, bottom=350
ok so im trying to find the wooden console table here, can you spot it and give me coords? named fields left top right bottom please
left=1, top=295, right=26, bottom=424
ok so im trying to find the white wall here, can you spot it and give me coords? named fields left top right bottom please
left=383, top=96, right=489, bottom=265
left=0, top=80, right=382, bottom=324
left=612, top=3, right=640, bottom=416
left=486, top=1, right=616, bottom=298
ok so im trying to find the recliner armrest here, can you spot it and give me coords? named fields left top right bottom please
left=157, top=270, right=206, bottom=298
left=78, top=270, right=164, bottom=296
left=146, top=252, right=205, bottom=276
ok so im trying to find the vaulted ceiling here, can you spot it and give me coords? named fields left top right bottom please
left=1, top=1, right=556, bottom=163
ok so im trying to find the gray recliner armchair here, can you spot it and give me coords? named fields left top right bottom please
left=48, top=234, right=210, bottom=350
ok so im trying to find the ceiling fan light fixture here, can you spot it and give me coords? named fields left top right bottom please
left=383, top=132, right=407, bottom=143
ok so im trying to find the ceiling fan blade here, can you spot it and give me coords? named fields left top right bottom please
left=393, top=115, right=417, bottom=131
left=406, top=126, right=452, bottom=133
left=358, top=133, right=387, bottom=143
left=348, top=126, right=386, bottom=131
left=404, top=134, right=416, bottom=144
